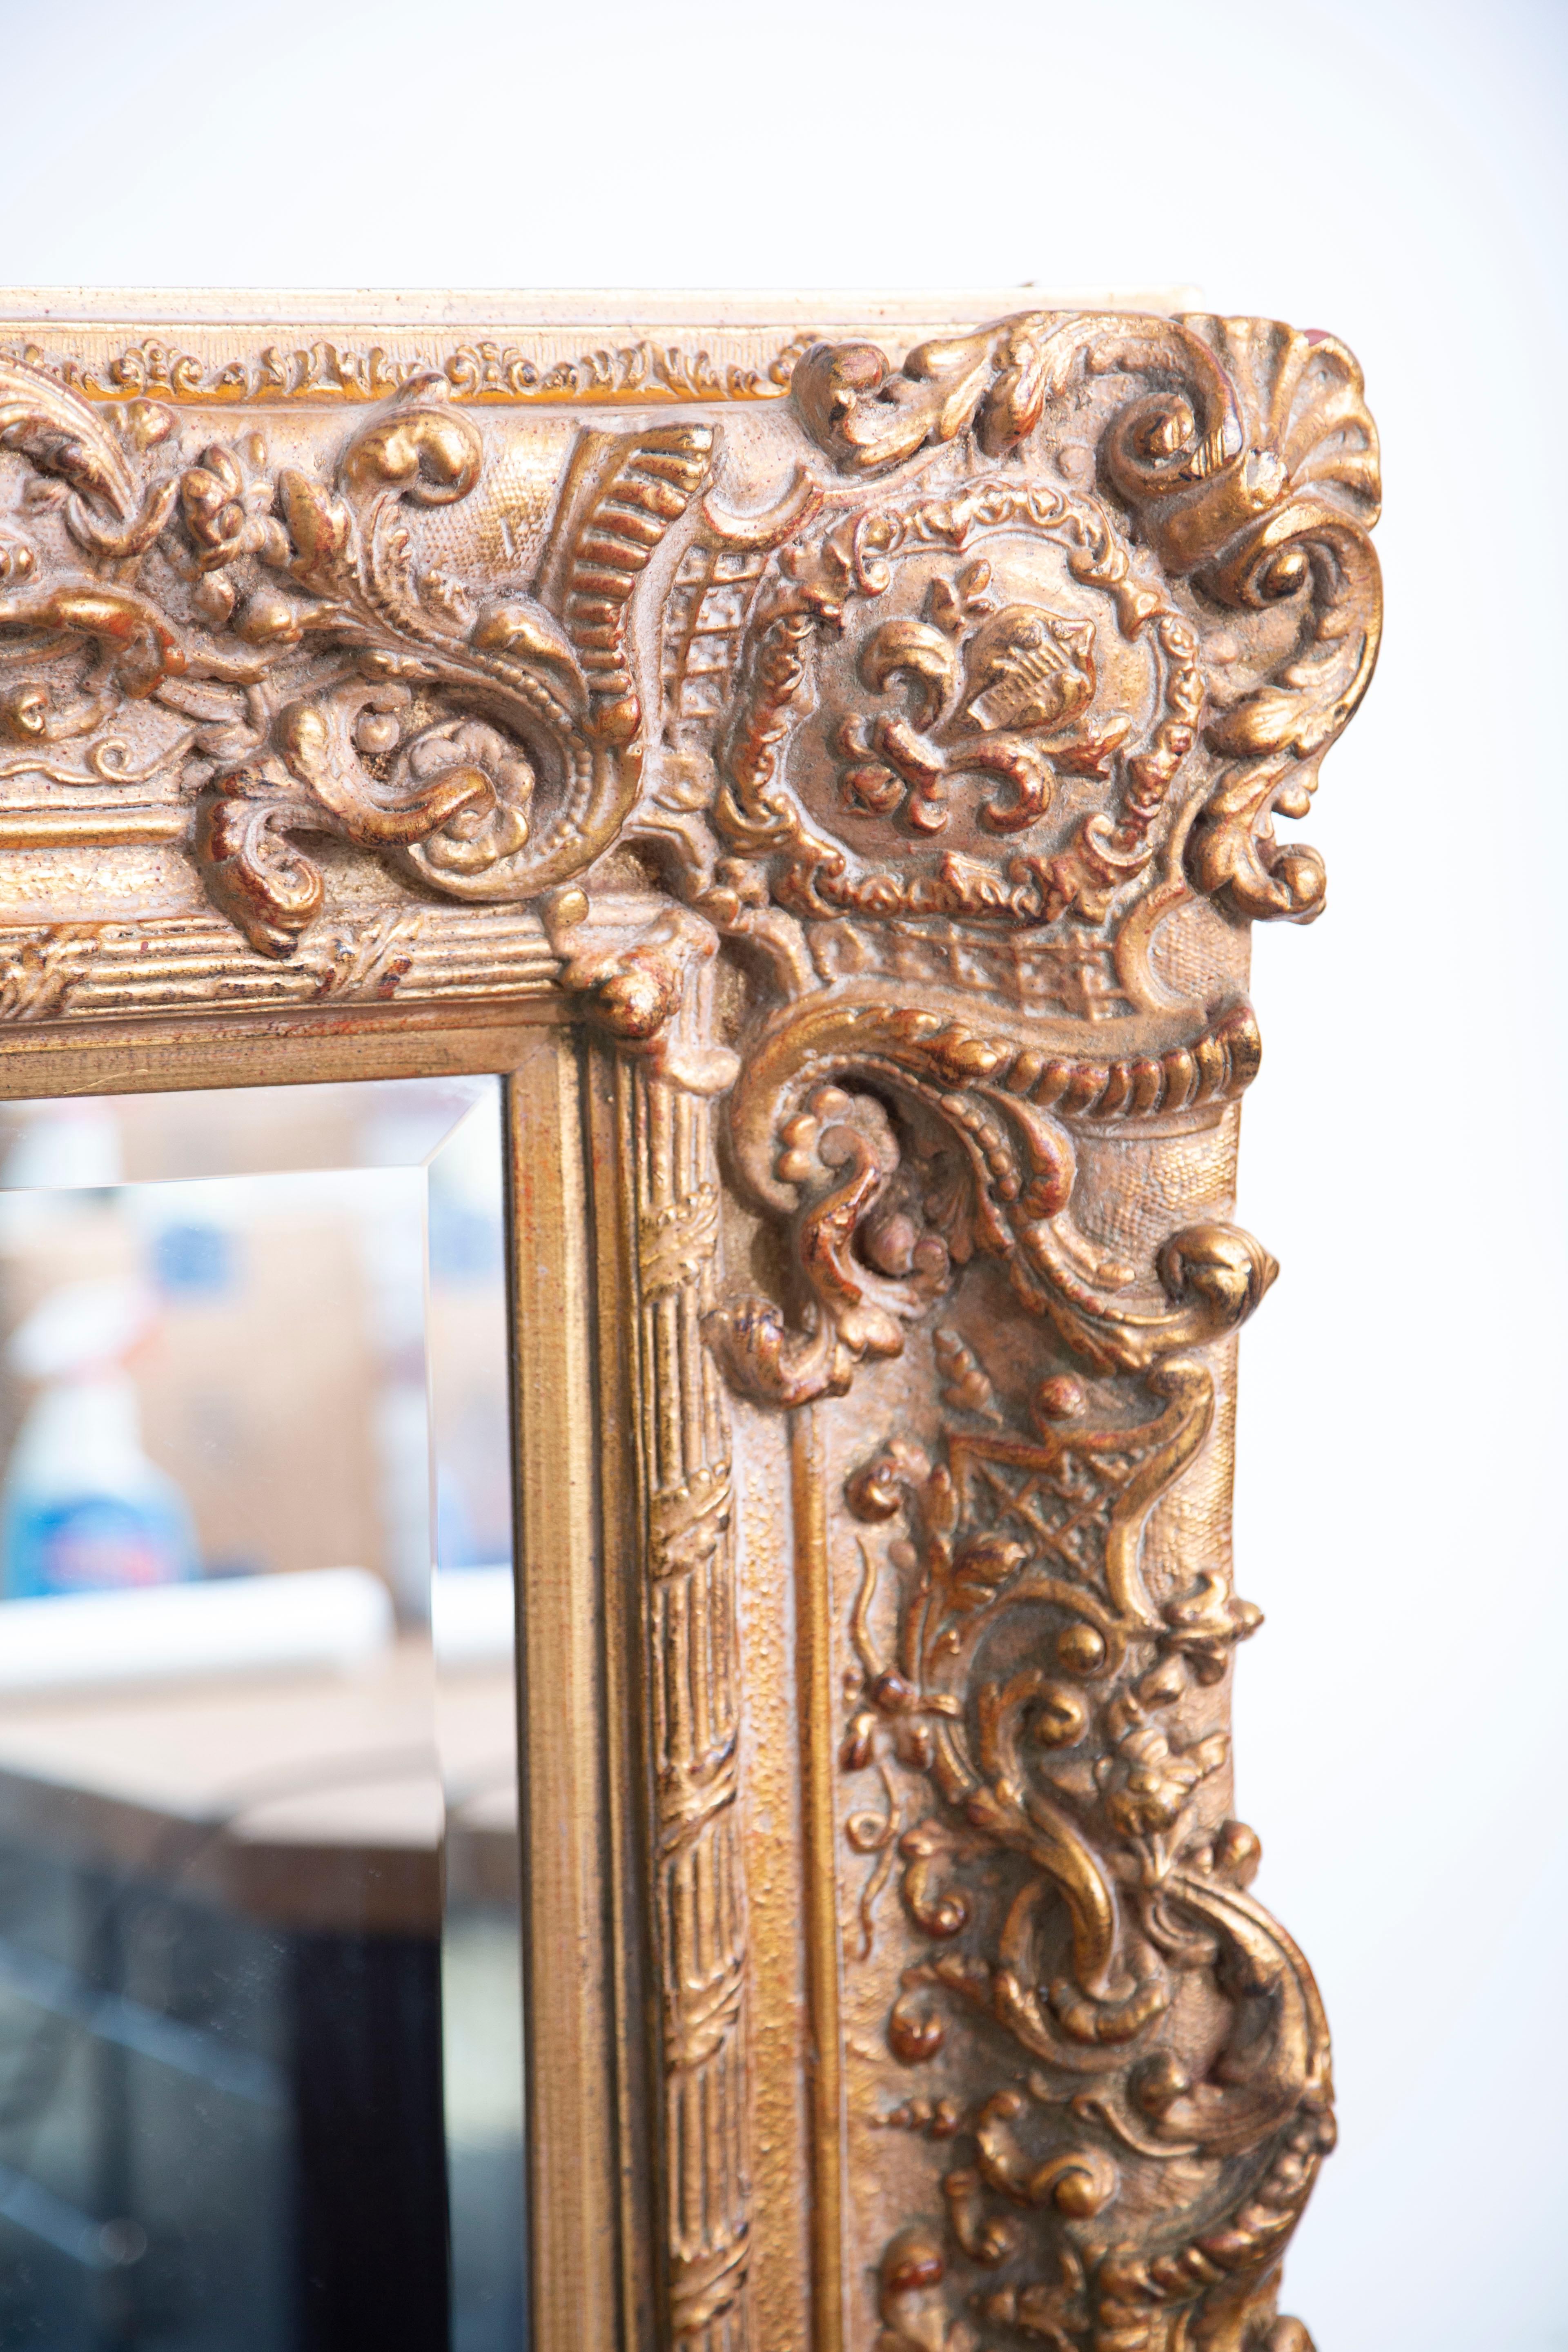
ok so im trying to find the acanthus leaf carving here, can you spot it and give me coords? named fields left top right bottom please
left=0, top=300, right=1381, bottom=2352
left=0, top=357, right=713, bottom=958
left=706, top=988, right=1267, bottom=1408
left=696, top=938, right=1320, bottom=2343
left=831, top=1296, right=1329, bottom=2352
left=771, top=309, right=1379, bottom=940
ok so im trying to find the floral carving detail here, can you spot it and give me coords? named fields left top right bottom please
left=0, top=302, right=1382, bottom=2352
left=785, top=309, right=1380, bottom=932
left=838, top=559, right=1120, bottom=838
left=700, top=479, right=1205, bottom=946
left=701, top=921, right=1318, bottom=2344
left=841, top=1331, right=1328, bottom=2352
left=0, top=355, right=711, bottom=955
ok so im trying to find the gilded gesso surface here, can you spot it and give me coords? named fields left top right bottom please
left=0, top=293, right=1379, bottom=2352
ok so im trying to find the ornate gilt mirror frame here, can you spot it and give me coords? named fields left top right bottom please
left=0, top=288, right=1380, bottom=2352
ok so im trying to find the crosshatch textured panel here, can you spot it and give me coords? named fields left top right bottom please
left=0, top=290, right=1380, bottom=2352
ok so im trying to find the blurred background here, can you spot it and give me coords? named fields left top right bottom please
left=0, top=0, right=1563, bottom=2341
left=0, top=1079, right=522, bottom=2352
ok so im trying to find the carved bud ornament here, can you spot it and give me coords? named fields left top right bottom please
left=0, top=300, right=1379, bottom=2352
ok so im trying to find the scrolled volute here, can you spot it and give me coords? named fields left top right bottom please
left=186, top=394, right=702, bottom=944
left=200, top=679, right=533, bottom=955
left=0, top=361, right=713, bottom=955
left=790, top=310, right=1380, bottom=927
left=707, top=989, right=1273, bottom=1406
left=849, top=1329, right=1333, bottom=2352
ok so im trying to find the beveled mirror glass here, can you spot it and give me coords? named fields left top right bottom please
left=0, top=1076, right=522, bottom=2351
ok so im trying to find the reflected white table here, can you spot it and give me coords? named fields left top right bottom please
left=0, top=1638, right=522, bottom=2352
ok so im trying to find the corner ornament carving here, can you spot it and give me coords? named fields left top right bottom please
left=688, top=309, right=1376, bottom=2352
left=0, top=299, right=1379, bottom=2352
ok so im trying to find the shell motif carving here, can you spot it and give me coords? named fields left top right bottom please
left=0, top=302, right=1381, bottom=2352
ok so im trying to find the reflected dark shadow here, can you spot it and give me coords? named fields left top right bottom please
left=0, top=1078, right=524, bottom=2351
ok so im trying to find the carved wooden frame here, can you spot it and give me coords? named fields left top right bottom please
left=0, top=288, right=1380, bottom=2352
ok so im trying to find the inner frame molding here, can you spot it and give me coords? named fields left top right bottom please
left=0, top=289, right=1381, bottom=2352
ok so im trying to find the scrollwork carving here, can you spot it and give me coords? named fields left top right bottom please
left=0, top=355, right=712, bottom=956
left=706, top=988, right=1265, bottom=1406
left=784, top=310, right=1379, bottom=933
left=698, top=473, right=1208, bottom=954
left=0, top=296, right=1381, bottom=2352
left=832, top=1296, right=1327, bottom=2350
left=684, top=308, right=1373, bottom=2348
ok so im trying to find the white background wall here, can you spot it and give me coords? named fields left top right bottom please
left=1, top=0, right=1564, bottom=2341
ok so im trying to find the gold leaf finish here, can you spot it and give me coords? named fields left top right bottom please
left=0, top=292, right=1379, bottom=2352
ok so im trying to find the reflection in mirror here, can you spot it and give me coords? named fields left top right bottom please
left=0, top=1079, right=522, bottom=2351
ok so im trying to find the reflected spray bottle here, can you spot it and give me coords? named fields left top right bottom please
left=1, top=1277, right=198, bottom=1601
